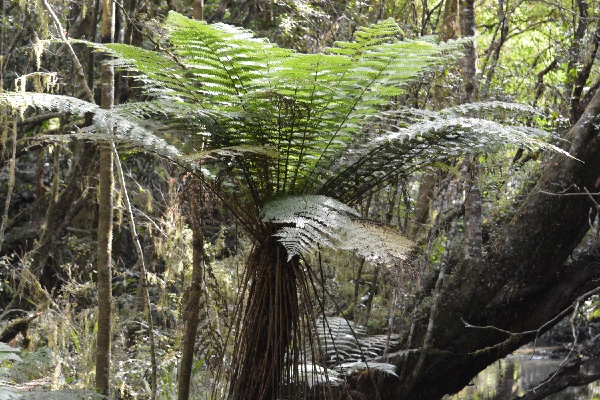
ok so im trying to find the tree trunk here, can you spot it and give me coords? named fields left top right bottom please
left=352, top=258, right=365, bottom=320
left=440, top=0, right=458, bottom=40
left=176, top=3, right=208, bottom=394
left=566, top=0, right=589, bottom=125
left=95, top=0, right=115, bottom=396
left=192, top=0, right=204, bottom=21
left=177, top=227, right=203, bottom=400
left=460, top=0, right=481, bottom=261
left=463, top=160, right=482, bottom=261
left=177, top=185, right=205, bottom=400
left=479, top=0, right=509, bottom=98
left=365, top=77, right=600, bottom=400
left=363, top=267, right=379, bottom=325
left=410, top=173, right=436, bottom=238
left=459, top=0, right=477, bottom=103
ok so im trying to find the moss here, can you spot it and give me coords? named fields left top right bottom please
left=0, top=317, right=30, bottom=343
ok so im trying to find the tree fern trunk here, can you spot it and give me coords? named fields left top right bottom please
left=231, top=234, right=300, bottom=400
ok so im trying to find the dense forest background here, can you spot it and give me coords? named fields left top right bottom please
left=1, top=0, right=600, bottom=399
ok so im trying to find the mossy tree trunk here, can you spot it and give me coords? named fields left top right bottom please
left=95, top=0, right=115, bottom=395
left=177, top=225, right=204, bottom=400
left=364, top=81, right=600, bottom=400
left=177, top=180, right=205, bottom=400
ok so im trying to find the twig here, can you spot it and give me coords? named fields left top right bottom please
left=40, top=0, right=94, bottom=103
left=538, top=190, right=600, bottom=196
left=113, top=144, right=158, bottom=400
left=463, top=280, right=600, bottom=355
left=0, top=119, right=18, bottom=248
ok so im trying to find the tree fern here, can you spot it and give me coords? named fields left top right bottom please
left=84, top=13, right=466, bottom=197
left=2, top=14, right=562, bottom=209
left=2, top=12, right=577, bottom=399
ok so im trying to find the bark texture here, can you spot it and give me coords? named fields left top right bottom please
left=95, top=0, right=115, bottom=395
left=369, top=80, right=600, bottom=400
left=177, top=182, right=205, bottom=400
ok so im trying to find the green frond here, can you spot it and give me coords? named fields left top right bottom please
left=0, top=92, right=185, bottom=159
left=261, top=195, right=414, bottom=264
left=89, top=13, right=465, bottom=200
left=318, top=108, right=571, bottom=202
left=441, top=101, right=541, bottom=118
left=0, top=93, right=98, bottom=117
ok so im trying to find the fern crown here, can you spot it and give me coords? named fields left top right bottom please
left=0, top=12, right=569, bottom=262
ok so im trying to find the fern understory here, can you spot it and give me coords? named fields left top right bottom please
left=0, top=10, right=571, bottom=400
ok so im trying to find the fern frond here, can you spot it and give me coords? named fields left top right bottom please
left=380, top=117, right=565, bottom=153
left=0, top=386, right=20, bottom=400
left=261, top=195, right=414, bottom=264
left=0, top=343, right=21, bottom=400
left=441, top=101, right=541, bottom=118
left=338, top=220, right=414, bottom=265
left=0, top=93, right=97, bottom=117
left=6, top=347, right=52, bottom=383
left=318, top=107, right=572, bottom=202
left=296, top=364, right=343, bottom=388
left=86, top=13, right=465, bottom=200
left=0, top=343, right=21, bottom=363
left=312, top=317, right=401, bottom=373
left=0, top=92, right=183, bottom=159
left=335, top=361, right=398, bottom=377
